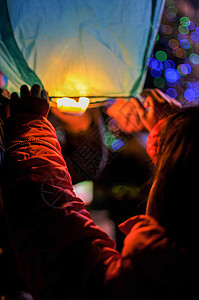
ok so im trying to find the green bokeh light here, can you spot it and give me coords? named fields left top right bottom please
left=180, top=17, right=190, bottom=26
left=167, top=6, right=178, bottom=17
left=155, top=51, right=167, bottom=62
left=156, top=33, right=160, bottom=42
left=178, top=25, right=189, bottom=35
left=153, top=77, right=166, bottom=88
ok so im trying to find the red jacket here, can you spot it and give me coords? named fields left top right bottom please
left=3, top=114, right=195, bottom=299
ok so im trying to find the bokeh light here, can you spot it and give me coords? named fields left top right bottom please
left=184, top=88, right=195, bottom=101
left=190, top=32, right=199, bottom=43
left=180, top=17, right=190, bottom=26
left=112, top=139, right=125, bottom=151
left=164, top=59, right=175, bottom=69
left=167, top=5, right=178, bottom=21
left=165, top=68, right=180, bottom=83
left=185, top=21, right=195, bottom=31
left=177, top=64, right=191, bottom=75
left=153, top=77, right=165, bottom=88
left=178, top=25, right=189, bottom=35
left=180, top=39, right=190, bottom=49
left=195, top=27, right=199, bottom=35
left=0, top=72, right=7, bottom=87
left=190, top=54, right=199, bottom=64
left=147, top=58, right=159, bottom=69
left=146, top=0, right=199, bottom=105
left=156, top=33, right=160, bottom=43
left=150, top=68, right=162, bottom=78
left=166, top=87, right=177, bottom=98
left=161, top=24, right=173, bottom=35
left=155, top=51, right=167, bottom=62
left=168, top=39, right=179, bottom=49
left=175, top=48, right=185, bottom=58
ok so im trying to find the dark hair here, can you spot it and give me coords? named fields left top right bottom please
left=147, top=107, right=199, bottom=248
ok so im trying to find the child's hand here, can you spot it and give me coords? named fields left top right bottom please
left=10, top=84, right=50, bottom=117
left=131, top=89, right=181, bottom=131
left=107, top=97, right=145, bottom=133
left=50, top=106, right=92, bottom=133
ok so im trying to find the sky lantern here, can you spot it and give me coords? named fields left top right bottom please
left=0, top=0, right=165, bottom=111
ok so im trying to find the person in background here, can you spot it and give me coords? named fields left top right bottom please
left=49, top=95, right=153, bottom=251
left=1, top=84, right=197, bottom=300
left=48, top=102, right=108, bottom=185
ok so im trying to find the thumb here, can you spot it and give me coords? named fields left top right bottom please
left=130, top=97, right=146, bottom=118
left=131, top=97, right=155, bottom=131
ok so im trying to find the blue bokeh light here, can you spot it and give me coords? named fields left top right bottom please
left=112, top=139, right=125, bottom=151
left=157, top=61, right=164, bottom=70
left=178, top=33, right=188, bottom=40
left=164, top=59, right=175, bottom=69
left=150, top=68, right=162, bottom=78
left=148, top=58, right=163, bottom=70
left=166, top=81, right=177, bottom=87
left=180, top=39, right=190, bottom=49
left=184, top=88, right=196, bottom=101
left=166, top=88, right=177, bottom=98
left=195, top=27, right=199, bottom=35
left=185, top=21, right=195, bottom=31
left=165, top=68, right=180, bottom=83
left=180, top=64, right=191, bottom=75
left=190, top=32, right=199, bottom=43
left=147, top=58, right=158, bottom=69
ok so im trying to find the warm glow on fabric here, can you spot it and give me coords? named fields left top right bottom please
left=0, top=0, right=165, bottom=100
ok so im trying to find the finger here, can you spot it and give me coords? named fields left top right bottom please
left=130, top=97, right=146, bottom=117
left=10, top=92, right=20, bottom=115
left=141, top=89, right=153, bottom=98
left=107, top=99, right=131, bottom=127
left=149, top=89, right=166, bottom=103
left=41, top=89, right=50, bottom=102
left=143, top=95, right=155, bottom=112
left=108, top=108, right=144, bottom=133
left=131, top=96, right=156, bottom=131
left=118, top=99, right=146, bottom=132
left=155, top=89, right=181, bottom=108
left=154, top=89, right=172, bottom=104
left=11, top=92, right=19, bottom=101
left=141, top=89, right=164, bottom=104
left=20, top=85, right=30, bottom=99
left=106, top=98, right=125, bottom=117
left=31, top=84, right=41, bottom=98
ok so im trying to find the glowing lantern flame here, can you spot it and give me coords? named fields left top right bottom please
left=56, top=97, right=90, bottom=115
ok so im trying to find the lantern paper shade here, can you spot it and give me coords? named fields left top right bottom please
left=0, top=0, right=164, bottom=100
